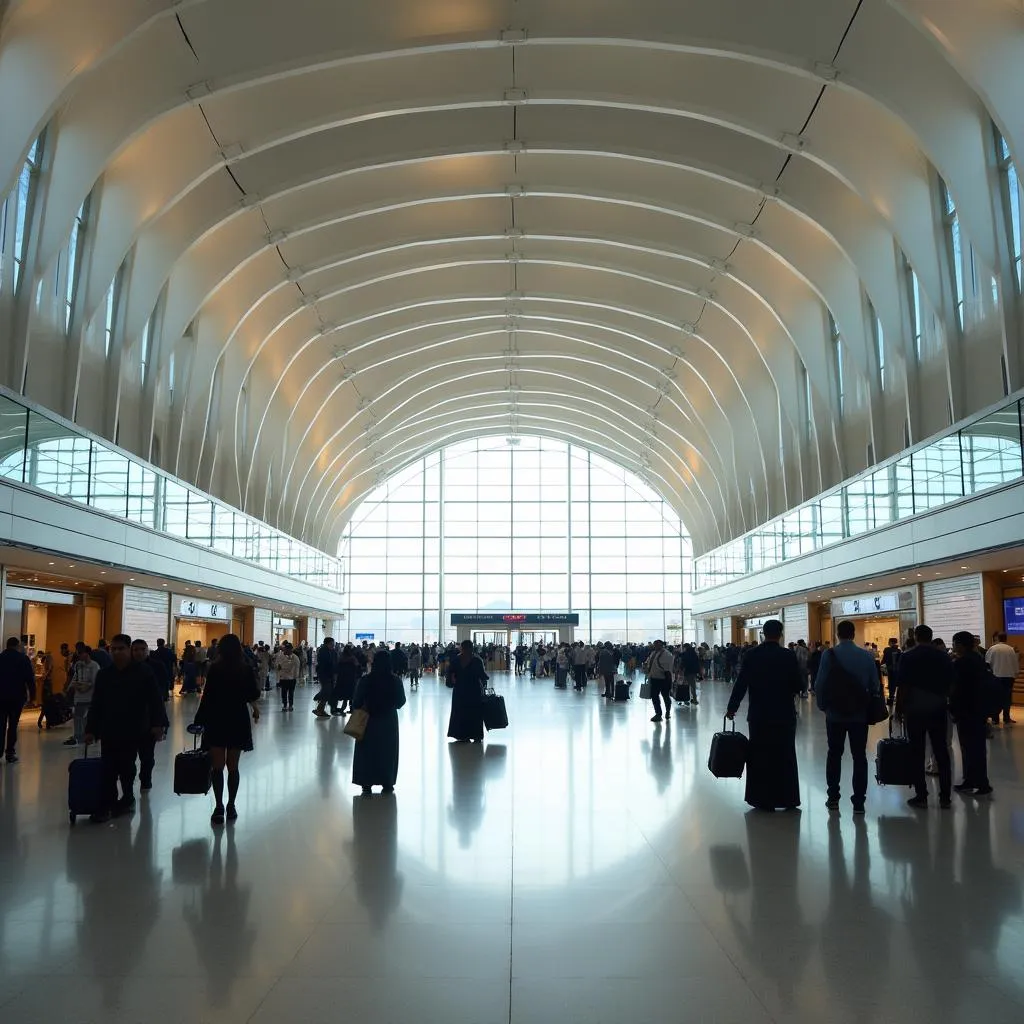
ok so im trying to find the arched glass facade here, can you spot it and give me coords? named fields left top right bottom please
left=340, top=436, right=693, bottom=644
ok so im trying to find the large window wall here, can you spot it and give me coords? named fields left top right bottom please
left=695, top=394, right=1024, bottom=590
left=341, top=436, right=692, bottom=644
left=0, top=389, right=343, bottom=591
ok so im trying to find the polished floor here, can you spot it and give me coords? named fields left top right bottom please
left=1, top=673, right=1023, bottom=1023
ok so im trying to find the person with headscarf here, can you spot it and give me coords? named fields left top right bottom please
left=351, top=652, right=407, bottom=796
left=446, top=639, right=488, bottom=743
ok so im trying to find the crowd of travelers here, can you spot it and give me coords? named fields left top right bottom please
left=0, top=621, right=1018, bottom=826
left=724, top=622, right=1018, bottom=813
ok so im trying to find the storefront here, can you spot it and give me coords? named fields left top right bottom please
left=273, top=615, right=296, bottom=646
left=827, top=589, right=917, bottom=649
left=740, top=612, right=782, bottom=644
left=172, top=595, right=232, bottom=650
left=1, top=581, right=104, bottom=663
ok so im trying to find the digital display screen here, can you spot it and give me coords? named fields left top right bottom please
left=1004, top=599, right=1024, bottom=635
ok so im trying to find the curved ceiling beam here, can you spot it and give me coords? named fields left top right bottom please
left=321, top=417, right=697, bottom=554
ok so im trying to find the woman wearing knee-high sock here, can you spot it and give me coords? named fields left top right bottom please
left=193, top=634, right=260, bottom=825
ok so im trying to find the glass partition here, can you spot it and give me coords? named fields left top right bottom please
left=695, top=394, right=1024, bottom=590
left=0, top=388, right=343, bottom=593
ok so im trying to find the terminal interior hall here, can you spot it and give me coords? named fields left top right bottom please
left=1, top=2, right=1024, bottom=1022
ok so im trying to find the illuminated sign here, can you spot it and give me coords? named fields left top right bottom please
left=450, top=613, right=580, bottom=626
left=177, top=597, right=230, bottom=621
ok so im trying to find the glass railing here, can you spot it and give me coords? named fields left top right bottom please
left=0, top=389, right=343, bottom=593
left=694, top=393, right=1024, bottom=591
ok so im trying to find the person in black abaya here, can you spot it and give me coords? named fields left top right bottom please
left=351, top=654, right=406, bottom=796
left=726, top=618, right=801, bottom=811
left=446, top=639, right=488, bottom=743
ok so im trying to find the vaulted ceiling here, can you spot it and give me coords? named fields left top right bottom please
left=1, top=1, right=1021, bottom=556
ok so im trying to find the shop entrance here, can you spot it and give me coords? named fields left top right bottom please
left=174, top=619, right=225, bottom=649
left=472, top=631, right=510, bottom=670
left=517, top=630, right=558, bottom=648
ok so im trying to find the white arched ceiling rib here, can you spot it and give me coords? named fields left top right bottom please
left=291, top=357, right=721, bottom=544
left=348, top=405, right=699, bottom=530
left=321, top=418, right=700, bottom=555
left=276, top=329, right=730, bottom=528
left=3, top=1, right=1019, bottom=556
left=261, top=308, right=744, bottom=524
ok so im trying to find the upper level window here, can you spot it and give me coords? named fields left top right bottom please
left=102, top=265, right=124, bottom=359
left=904, top=254, right=924, bottom=360
left=869, top=301, right=885, bottom=390
left=140, top=310, right=155, bottom=385
left=64, top=198, right=88, bottom=333
left=829, top=312, right=844, bottom=416
left=939, top=178, right=966, bottom=330
left=802, top=364, right=812, bottom=439
left=10, top=135, right=44, bottom=296
left=995, top=127, right=1022, bottom=292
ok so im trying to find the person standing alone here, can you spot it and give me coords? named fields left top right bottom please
left=891, top=624, right=954, bottom=810
left=0, top=638, right=33, bottom=763
left=274, top=642, right=301, bottom=711
left=726, top=620, right=802, bottom=811
left=951, top=631, right=994, bottom=797
left=815, top=620, right=881, bottom=814
left=645, top=640, right=675, bottom=723
left=985, top=633, right=1019, bottom=726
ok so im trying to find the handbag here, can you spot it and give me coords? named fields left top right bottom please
left=343, top=708, right=369, bottom=741
left=867, top=691, right=889, bottom=725
left=639, top=680, right=652, bottom=700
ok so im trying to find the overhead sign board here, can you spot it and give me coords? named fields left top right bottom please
left=840, top=593, right=899, bottom=615
left=450, top=613, right=580, bottom=626
left=355, top=632, right=375, bottom=640
left=176, top=597, right=230, bottom=621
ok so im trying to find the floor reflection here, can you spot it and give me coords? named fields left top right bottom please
left=181, top=829, right=256, bottom=1009
left=65, top=801, right=161, bottom=1010
left=348, top=793, right=403, bottom=929
left=2, top=673, right=1022, bottom=1022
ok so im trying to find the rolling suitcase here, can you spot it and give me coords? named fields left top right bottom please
left=673, top=680, right=691, bottom=704
left=708, top=717, right=749, bottom=778
left=875, top=717, right=915, bottom=786
left=43, top=693, right=73, bottom=730
left=481, top=689, right=508, bottom=731
left=68, top=743, right=105, bottom=824
left=174, top=726, right=212, bottom=795
left=614, top=679, right=630, bottom=701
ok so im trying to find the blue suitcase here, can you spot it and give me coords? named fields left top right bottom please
left=68, top=744, right=105, bottom=824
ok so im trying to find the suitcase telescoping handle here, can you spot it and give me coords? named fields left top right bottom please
left=722, top=715, right=736, bottom=732
left=186, top=722, right=204, bottom=750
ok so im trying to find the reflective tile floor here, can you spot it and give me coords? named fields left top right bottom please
left=2, top=674, right=1024, bottom=1023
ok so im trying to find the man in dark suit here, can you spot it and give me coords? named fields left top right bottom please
left=891, top=624, right=954, bottom=809
left=726, top=620, right=802, bottom=811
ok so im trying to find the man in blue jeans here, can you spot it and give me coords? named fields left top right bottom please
left=815, top=620, right=882, bottom=814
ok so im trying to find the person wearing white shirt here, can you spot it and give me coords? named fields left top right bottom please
left=985, top=634, right=1020, bottom=725
left=65, top=648, right=100, bottom=746
left=274, top=644, right=302, bottom=711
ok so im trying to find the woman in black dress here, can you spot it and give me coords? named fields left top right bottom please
left=194, top=634, right=261, bottom=825
left=334, top=644, right=359, bottom=715
left=351, top=653, right=406, bottom=795
left=725, top=619, right=802, bottom=811
left=447, top=640, right=489, bottom=743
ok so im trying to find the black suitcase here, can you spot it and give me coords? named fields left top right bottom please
left=174, top=728, right=212, bottom=795
left=68, top=743, right=105, bottom=823
left=875, top=718, right=915, bottom=786
left=614, top=679, right=630, bottom=701
left=481, top=689, right=508, bottom=731
left=673, top=681, right=691, bottom=704
left=708, top=717, right=749, bottom=778
left=43, top=694, right=73, bottom=729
